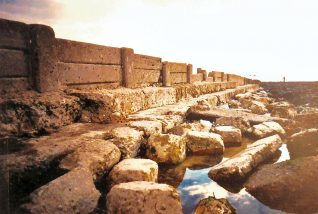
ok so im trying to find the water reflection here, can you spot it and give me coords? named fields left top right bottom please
left=159, top=138, right=292, bottom=214
left=179, top=167, right=285, bottom=214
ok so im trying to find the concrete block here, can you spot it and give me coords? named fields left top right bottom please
left=0, top=19, right=29, bottom=50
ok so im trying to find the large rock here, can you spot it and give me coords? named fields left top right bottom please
left=209, top=135, right=282, bottom=183
left=110, top=127, right=144, bottom=159
left=269, top=101, right=297, bottom=118
left=128, top=120, right=162, bottom=137
left=0, top=91, right=81, bottom=137
left=215, top=116, right=251, bottom=133
left=214, top=126, right=242, bottom=146
left=194, top=196, right=235, bottom=214
left=245, top=156, right=318, bottom=213
left=252, top=121, right=285, bottom=139
left=20, top=167, right=101, bottom=214
left=106, top=181, right=182, bottom=214
left=287, top=128, right=318, bottom=159
left=109, top=158, right=158, bottom=185
left=185, top=131, right=224, bottom=155
left=59, top=139, right=121, bottom=180
left=0, top=123, right=119, bottom=204
left=146, top=134, right=186, bottom=164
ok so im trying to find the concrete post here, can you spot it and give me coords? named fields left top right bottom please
left=121, top=47, right=135, bottom=88
left=198, top=68, right=207, bottom=81
left=162, top=61, right=171, bottom=86
left=29, top=24, right=60, bottom=92
left=186, top=64, right=192, bottom=83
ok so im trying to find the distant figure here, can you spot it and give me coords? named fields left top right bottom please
left=283, top=76, right=286, bottom=82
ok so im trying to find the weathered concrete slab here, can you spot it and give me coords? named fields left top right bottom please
left=245, top=156, right=318, bottom=213
left=58, top=63, right=122, bottom=84
left=208, top=135, right=282, bottom=183
left=133, top=69, right=161, bottom=86
left=56, top=38, right=121, bottom=65
left=106, top=181, right=182, bottom=214
left=133, top=54, right=162, bottom=70
left=0, top=49, right=28, bottom=77
left=0, top=19, right=29, bottom=50
left=0, top=77, right=30, bottom=94
left=20, top=167, right=100, bottom=214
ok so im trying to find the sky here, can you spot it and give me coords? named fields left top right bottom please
left=1, top=0, right=318, bottom=81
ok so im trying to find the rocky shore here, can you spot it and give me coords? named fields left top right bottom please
left=1, top=82, right=318, bottom=214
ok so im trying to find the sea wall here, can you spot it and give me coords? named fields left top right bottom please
left=0, top=18, right=257, bottom=93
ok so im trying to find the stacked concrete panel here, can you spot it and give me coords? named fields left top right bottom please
left=0, top=19, right=31, bottom=93
left=56, top=39, right=122, bottom=89
left=132, top=54, right=162, bottom=87
left=162, top=61, right=188, bottom=86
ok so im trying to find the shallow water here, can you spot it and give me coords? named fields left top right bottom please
left=159, top=138, right=292, bottom=214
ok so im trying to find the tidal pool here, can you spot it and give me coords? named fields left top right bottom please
left=159, top=138, right=291, bottom=214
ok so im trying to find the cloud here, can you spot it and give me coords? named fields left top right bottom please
left=0, top=0, right=62, bottom=24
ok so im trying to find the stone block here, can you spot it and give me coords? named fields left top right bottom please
left=186, top=131, right=224, bottom=155
left=109, top=159, right=158, bottom=185
left=146, top=134, right=186, bottom=164
left=106, top=181, right=182, bottom=214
